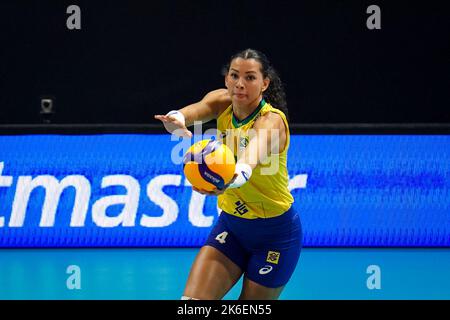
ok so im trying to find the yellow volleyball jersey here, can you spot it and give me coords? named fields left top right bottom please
left=216, top=99, right=294, bottom=219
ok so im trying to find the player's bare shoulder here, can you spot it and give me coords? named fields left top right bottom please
left=202, top=89, right=231, bottom=116
left=254, top=111, right=287, bottom=153
left=254, top=111, right=285, bottom=132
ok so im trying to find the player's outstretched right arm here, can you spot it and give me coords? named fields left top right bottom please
left=154, top=88, right=230, bottom=137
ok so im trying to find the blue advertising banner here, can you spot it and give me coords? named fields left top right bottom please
left=0, top=134, right=449, bottom=247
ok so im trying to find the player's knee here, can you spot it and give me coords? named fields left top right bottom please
left=181, top=295, right=199, bottom=300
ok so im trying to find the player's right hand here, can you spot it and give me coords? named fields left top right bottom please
left=154, top=111, right=193, bottom=138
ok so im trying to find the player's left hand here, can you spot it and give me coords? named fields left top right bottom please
left=192, top=174, right=238, bottom=196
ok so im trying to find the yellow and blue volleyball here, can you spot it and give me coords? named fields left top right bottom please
left=183, top=138, right=236, bottom=191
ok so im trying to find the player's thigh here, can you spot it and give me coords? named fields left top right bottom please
left=183, top=245, right=243, bottom=300
left=239, top=277, right=284, bottom=300
left=239, top=239, right=301, bottom=300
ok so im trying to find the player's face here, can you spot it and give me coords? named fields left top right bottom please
left=225, top=58, right=270, bottom=108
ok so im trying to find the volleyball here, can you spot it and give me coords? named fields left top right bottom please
left=183, top=138, right=236, bottom=191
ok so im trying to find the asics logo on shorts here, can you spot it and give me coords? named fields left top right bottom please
left=258, top=265, right=273, bottom=275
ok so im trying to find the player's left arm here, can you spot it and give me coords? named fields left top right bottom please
left=240, top=111, right=287, bottom=169
left=193, top=112, right=286, bottom=195
left=224, top=112, right=286, bottom=190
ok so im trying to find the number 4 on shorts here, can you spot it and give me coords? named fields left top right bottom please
left=215, top=231, right=228, bottom=244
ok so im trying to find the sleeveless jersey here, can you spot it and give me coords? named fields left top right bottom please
left=216, top=99, right=294, bottom=219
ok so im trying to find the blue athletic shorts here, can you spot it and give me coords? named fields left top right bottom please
left=204, top=206, right=302, bottom=288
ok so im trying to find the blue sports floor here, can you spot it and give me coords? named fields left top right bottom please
left=0, top=248, right=449, bottom=300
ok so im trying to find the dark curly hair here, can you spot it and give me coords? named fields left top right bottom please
left=222, top=48, right=289, bottom=121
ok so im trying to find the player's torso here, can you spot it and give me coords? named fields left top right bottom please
left=216, top=99, right=294, bottom=219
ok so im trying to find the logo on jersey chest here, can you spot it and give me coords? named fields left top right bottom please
left=239, top=136, right=249, bottom=149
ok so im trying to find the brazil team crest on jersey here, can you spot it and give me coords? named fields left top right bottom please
left=239, top=136, right=249, bottom=149
left=266, top=251, right=280, bottom=264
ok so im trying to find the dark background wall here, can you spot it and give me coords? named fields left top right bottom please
left=0, top=0, right=449, bottom=125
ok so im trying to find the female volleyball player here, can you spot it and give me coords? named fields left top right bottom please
left=154, top=49, right=302, bottom=300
